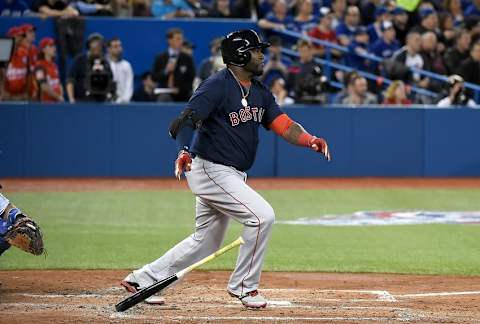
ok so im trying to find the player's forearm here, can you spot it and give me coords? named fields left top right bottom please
left=269, top=113, right=331, bottom=160
left=282, top=122, right=313, bottom=146
left=269, top=114, right=312, bottom=146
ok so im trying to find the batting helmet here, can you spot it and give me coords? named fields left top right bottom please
left=221, top=30, right=270, bottom=67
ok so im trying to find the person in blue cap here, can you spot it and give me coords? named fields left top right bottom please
left=367, top=6, right=392, bottom=44
left=369, top=20, right=401, bottom=59
left=346, top=26, right=373, bottom=72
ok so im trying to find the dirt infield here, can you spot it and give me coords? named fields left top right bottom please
left=1, top=270, right=480, bottom=323
left=3, top=177, right=480, bottom=192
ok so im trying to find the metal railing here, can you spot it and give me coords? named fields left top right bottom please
left=274, top=29, right=480, bottom=102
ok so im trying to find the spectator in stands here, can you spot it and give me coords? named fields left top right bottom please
left=4, top=26, right=30, bottom=100
left=197, top=37, right=224, bottom=83
left=111, top=0, right=153, bottom=16
left=33, top=0, right=112, bottom=17
left=66, top=33, right=115, bottom=102
left=391, top=6, right=409, bottom=45
left=458, top=41, right=480, bottom=86
left=346, top=26, right=372, bottom=71
left=258, top=0, right=290, bottom=30
left=411, top=8, right=445, bottom=50
left=465, top=17, right=480, bottom=44
left=439, top=12, right=456, bottom=48
left=392, top=31, right=424, bottom=81
left=382, top=80, right=412, bottom=105
left=132, top=71, right=158, bottom=102
left=206, top=0, right=237, bottom=18
left=366, top=6, right=392, bottom=44
left=421, top=32, right=447, bottom=78
left=106, top=37, right=133, bottom=103
left=341, top=74, right=378, bottom=105
left=444, top=0, right=465, bottom=26
left=464, top=0, right=480, bottom=18
left=33, top=38, right=64, bottom=102
left=270, top=77, right=294, bottom=105
left=152, top=28, right=195, bottom=102
left=330, top=0, right=347, bottom=30
left=288, top=40, right=328, bottom=104
left=308, top=7, right=340, bottom=57
left=0, top=0, right=34, bottom=16
left=33, top=0, right=78, bottom=17
left=369, top=20, right=400, bottom=59
left=289, top=0, right=319, bottom=33
left=332, top=70, right=359, bottom=104
left=437, top=74, right=476, bottom=107
left=444, top=29, right=471, bottom=75
left=358, top=0, right=379, bottom=26
left=151, top=0, right=194, bottom=18
left=411, top=31, right=446, bottom=103
left=336, top=5, right=361, bottom=47
left=261, top=36, right=291, bottom=86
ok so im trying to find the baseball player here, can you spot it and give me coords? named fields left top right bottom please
left=121, top=29, right=331, bottom=309
left=0, top=189, right=44, bottom=256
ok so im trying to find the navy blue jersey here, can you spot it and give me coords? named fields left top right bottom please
left=187, top=68, right=283, bottom=171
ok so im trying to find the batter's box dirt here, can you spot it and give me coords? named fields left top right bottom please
left=1, top=270, right=480, bottom=323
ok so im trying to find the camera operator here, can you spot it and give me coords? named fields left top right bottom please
left=437, top=74, right=476, bottom=108
left=66, top=33, right=115, bottom=103
left=288, top=40, right=329, bottom=104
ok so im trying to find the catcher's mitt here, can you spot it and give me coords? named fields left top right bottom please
left=4, top=211, right=44, bottom=256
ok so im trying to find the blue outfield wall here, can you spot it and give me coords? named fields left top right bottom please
left=1, top=104, right=480, bottom=177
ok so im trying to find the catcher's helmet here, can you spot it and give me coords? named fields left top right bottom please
left=221, top=30, right=270, bottom=67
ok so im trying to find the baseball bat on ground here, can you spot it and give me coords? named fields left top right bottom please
left=115, top=236, right=245, bottom=312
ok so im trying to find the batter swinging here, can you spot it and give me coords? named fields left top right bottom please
left=121, top=29, right=331, bottom=308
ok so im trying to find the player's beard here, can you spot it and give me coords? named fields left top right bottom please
left=244, top=61, right=263, bottom=77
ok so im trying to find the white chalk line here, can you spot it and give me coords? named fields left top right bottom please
left=395, top=291, right=480, bottom=298
left=224, top=304, right=409, bottom=311
left=11, top=293, right=118, bottom=299
left=213, top=288, right=397, bottom=301
left=109, top=313, right=411, bottom=322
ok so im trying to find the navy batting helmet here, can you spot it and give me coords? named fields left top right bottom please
left=220, top=30, right=270, bottom=67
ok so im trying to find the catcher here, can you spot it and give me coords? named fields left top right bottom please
left=0, top=189, right=44, bottom=257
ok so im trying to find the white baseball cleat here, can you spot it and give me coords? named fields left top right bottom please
left=229, top=290, right=267, bottom=309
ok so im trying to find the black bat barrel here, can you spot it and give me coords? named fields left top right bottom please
left=115, top=275, right=178, bottom=312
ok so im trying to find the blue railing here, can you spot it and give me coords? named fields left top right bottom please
left=281, top=47, right=438, bottom=98
left=275, top=29, right=480, bottom=102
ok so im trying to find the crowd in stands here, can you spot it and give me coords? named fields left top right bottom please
left=1, top=0, right=480, bottom=106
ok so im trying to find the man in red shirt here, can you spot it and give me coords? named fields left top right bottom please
left=307, top=8, right=340, bottom=57
left=34, top=37, right=64, bottom=102
left=20, top=24, right=38, bottom=70
left=4, top=26, right=30, bottom=100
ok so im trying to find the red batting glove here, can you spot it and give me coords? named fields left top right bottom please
left=174, top=150, right=192, bottom=180
left=309, top=137, right=331, bottom=161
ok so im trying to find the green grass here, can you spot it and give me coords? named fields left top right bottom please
left=1, top=189, right=480, bottom=275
